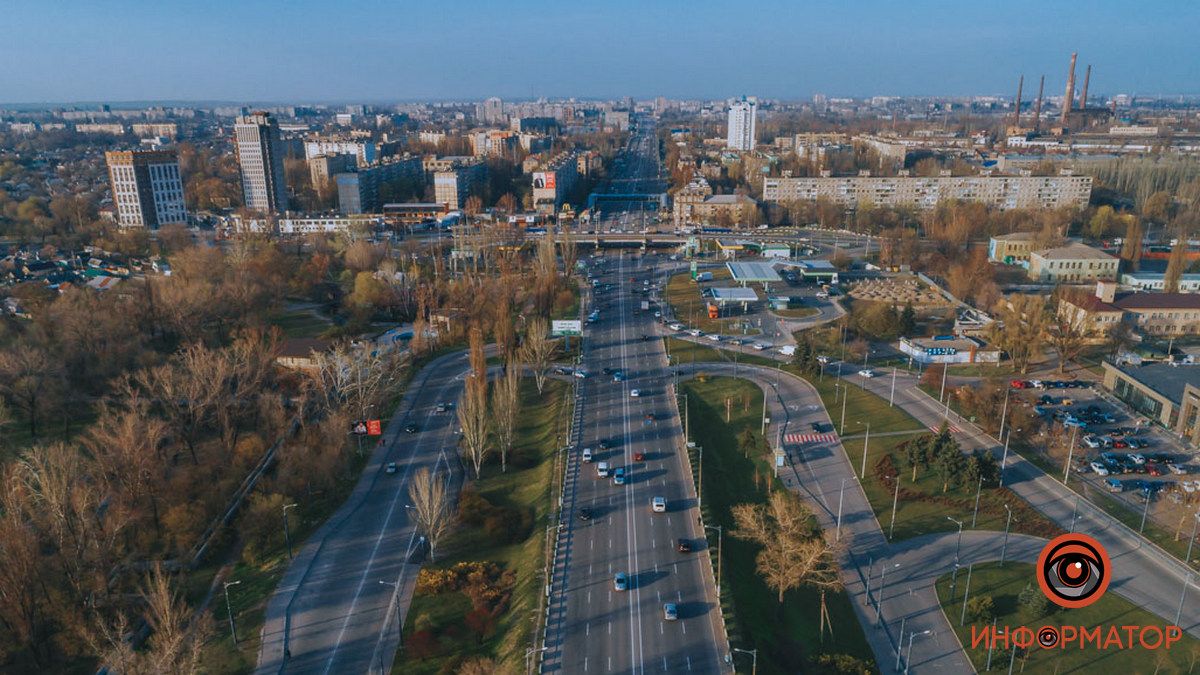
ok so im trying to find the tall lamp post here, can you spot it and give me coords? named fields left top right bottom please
left=1001, top=504, right=1013, bottom=565
left=904, top=630, right=933, bottom=675
left=857, top=421, right=871, bottom=479
left=223, top=580, right=242, bottom=646
left=836, top=477, right=849, bottom=542
left=876, top=562, right=900, bottom=627
left=947, top=516, right=964, bottom=597
left=282, top=502, right=299, bottom=560
left=731, top=648, right=758, bottom=675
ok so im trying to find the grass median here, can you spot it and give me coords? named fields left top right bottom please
left=396, top=378, right=570, bottom=674
left=682, top=376, right=875, bottom=674
left=936, top=562, right=1200, bottom=673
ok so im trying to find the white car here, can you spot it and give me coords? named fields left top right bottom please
left=858, top=369, right=877, bottom=378
left=817, top=355, right=830, bottom=364
left=669, top=323, right=685, bottom=331
left=752, top=343, right=768, bottom=351
left=1168, top=463, right=1188, bottom=475
left=1130, top=453, right=1147, bottom=465
left=1089, top=461, right=1110, bottom=476
left=706, top=334, right=722, bottom=342
left=815, top=291, right=829, bottom=299
left=688, top=329, right=703, bottom=337
left=385, top=462, right=398, bottom=475
left=1184, top=481, right=1198, bottom=494
left=1081, top=435, right=1102, bottom=449
left=651, top=496, right=667, bottom=513
left=630, top=389, right=641, bottom=398
left=582, top=448, right=593, bottom=463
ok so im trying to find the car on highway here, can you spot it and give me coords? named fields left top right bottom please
left=630, top=389, right=641, bottom=397
left=669, top=323, right=685, bottom=331
left=596, top=462, right=610, bottom=478
left=582, top=448, right=593, bottom=462
left=752, top=343, right=769, bottom=351
left=613, top=371, right=626, bottom=382
left=663, top=603, right=678, bottom=621
left=578, top=507, right=593, bottom=521
left=633, top=451, right=645, bottom=461
left=614, top=573, right=628, bottom=591
left=677, top=539, right=692, bottom=553
left=404, top=423, right=419, bottom=434
left=385, top=462, right=398, bottom=474
left=613, top=467, right=626, bottom=485
left=435, top=402, right=449, bottom=413
left=651, top=496, right=666, bottom=512
left=858, top=369, right=876, bottom=378
left=1090, top=461, right=1110, bottom=476
left=688, top=329, right=703, bottom=337
left=706, top=334, right=721, bottom=342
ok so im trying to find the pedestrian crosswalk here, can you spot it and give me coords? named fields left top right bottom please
left=784, top=433, right=840, bottom=445
left=929, top=424, right=961, bottom=434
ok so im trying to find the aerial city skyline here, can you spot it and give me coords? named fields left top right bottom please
left=4, top=3, right=1200, bottom=675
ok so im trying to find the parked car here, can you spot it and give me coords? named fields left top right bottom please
left=1147, top=463, right=1164, bottom=477
left=1168, top=463, right=1188, bottom=475
left=1090, top=461, right=1110, bottom=476
left=1081, top=435, right=1102, bottom=449
left=1105, top=478, right=1124, bottom=492
left=1130, top=453, right=1148, bottom=465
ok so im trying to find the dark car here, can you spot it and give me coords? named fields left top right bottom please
left=677, top=539, right=692, bottom=553
left=404, top=423, right=419, bottom=434
left=578, top=507, right=593, bottom=521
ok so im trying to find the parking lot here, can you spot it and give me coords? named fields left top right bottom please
left=1010, top=377, right=1197, bottom=511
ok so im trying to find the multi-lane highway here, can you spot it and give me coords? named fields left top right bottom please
left=545, top=252, right=727, bottom=674
left=256, top=350, right=467, bottom=675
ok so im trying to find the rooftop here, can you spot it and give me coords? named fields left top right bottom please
left=1033, top=242, right=1115, bottom=261
left=991, top=231, right=1040, bottom=242
left=726, top=261, right=781, bottom=282
left=1113, top=292, right=1200, bottom=311
left=1110, top=361, right=1200, bottom=405
left=708, top=287, right=760, bottom=302
left=705, top=194, right=756, bottom=205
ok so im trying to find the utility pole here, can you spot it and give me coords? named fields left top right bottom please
left=705, top=524, right=723, bottom=594
left=971, top=476, right=983, bottom=527
left=889, top=476, right=900, bottom=540
left=1001, top=504, right=1012, bottom=565
left=890, top=367, right=898, bottom=407
left=836, top=477, right=848, bottom=541
left=860, top=421, right=871, bottom=479
left=947, top=516, right=964, bottom=598
left=282, top=503, right=299, bottom=560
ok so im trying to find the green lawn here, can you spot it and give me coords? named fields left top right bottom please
left=937, top=562, right=1200, bottom=674
left=397, top=378, right=570, bottom=674
left=270, top=309, right=333, bottom=338
left=664, top=336, right=778, bottom=368
left=681, top=376, right=876, bottom=674
left=771, top=306, right=820, bottom=319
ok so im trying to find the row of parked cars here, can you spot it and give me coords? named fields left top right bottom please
left=1083, top=451, right=1183, bottom=477
left=1011, top=379, right=1092, bottom=390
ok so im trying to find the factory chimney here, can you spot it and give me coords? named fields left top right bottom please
left=1013, top=75, right=1024, bottom=127
left=1061, top=52, right=1077, bottom=125
left=1034, top=75, right=1045, bottom=132
left=1079, top=64, right=1091, bottom=109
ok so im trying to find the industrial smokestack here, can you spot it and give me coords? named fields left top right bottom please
left=1013, top=75, right=1024, bottom=127
left=1079, top=64, right=1091, bottom=109
left=1034, top=75, right=1045, bottom=131
left=1061, top=52, right=1077, bottom=125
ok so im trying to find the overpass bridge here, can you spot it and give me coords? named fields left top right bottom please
left=586, top=192, right=669, bottom=211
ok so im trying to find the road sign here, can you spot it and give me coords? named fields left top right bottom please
left=367, top=419, right=382, bottom=436
left=552, top=320, right=582, bottom=336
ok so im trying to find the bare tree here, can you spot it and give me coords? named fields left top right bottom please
left=86, top=565, right=211, bottom=675
left=988, top=294, right=1050, bottom=374
left=491, top=361, right=522, bottom=473
left=0, top=343, right=64, bottom=438
left=558, top=222, right=578, bottom=280
left=1047, top=310, right=1090, bottom=374
left=458, top=327, right=490, bottom=478
left=521, top=318, right=558, bottom=395
left=408, top=467, right=453, bottom=562
left=730, top=491, right=841, bottom=603
left=1165, top=236, right=1188, bottom=294
left=309, top=342, right=409, bottom=421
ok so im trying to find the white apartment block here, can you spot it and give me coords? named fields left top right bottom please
left=235, top=112, right=289, bottom=214
left=762, top=172, right=1092, bottom=210
left=105, top=149, right=188, bottom=229
left=726, top=97, right=757, bottom=151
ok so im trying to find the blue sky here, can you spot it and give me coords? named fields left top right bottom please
left=2, top=0, right=1196, bottom=103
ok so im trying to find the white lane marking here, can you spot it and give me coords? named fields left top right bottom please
left=588, top=590, right=592, bottom=605
left=663, top=656, right=668, bottom=670
left=585, top=656, right=589, bottom=672
left=608, top=657, right=612, bottom=671
left=687, top=656, right=692, bottom=671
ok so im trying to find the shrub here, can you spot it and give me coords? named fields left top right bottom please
left=967, top=595, right=996, bottom=623
left=1018, top=582, right=1051, bottom=619
left=812, top=653, right=874, bottom=674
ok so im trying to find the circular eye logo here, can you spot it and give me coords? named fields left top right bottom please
left=1036, top=533, right=1111, bottom=608
left=1037, top=626, right=1060, bottom=648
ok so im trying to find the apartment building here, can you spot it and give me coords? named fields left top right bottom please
left=105, top=149, right=188, bottom=229
left=234, top=112, right=289, bottom=213
left=303, top=138, right=377, bottom=165
left=434, top=162, right=486, bottom=211
left=309, top=153, right=356, bottom=188
left=531, top=152, right=579, bottom=213
left=672, top=177, right=757, bottom=226
left=335, top=155, right=424, bottom=214
left=761, top=172, right=1092, bottom=211
left=726, top=97, right=757, bottom=151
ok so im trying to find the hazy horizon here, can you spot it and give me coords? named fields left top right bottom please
left=2, top=0, right=1198, bottom=104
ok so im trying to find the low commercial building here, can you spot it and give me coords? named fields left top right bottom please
left=1101, top=361, right=1200, bottom=442
left=1027, top=242, right=1118, bottom=283
left=898, top=336, right=1000, bottom=365
left=1057, top=281, right=1200, bottom=337
left=672, top=177, right=757, bottom=226
left=1120, top=272, right=1200, bottom=293
left=382, top=202, right=449, bottom=226
left=988, top=231, right=1040, bottom=263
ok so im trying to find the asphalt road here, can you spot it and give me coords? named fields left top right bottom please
left=256, top=350, right=468, bottom=675
left=542, top=250, right=728, bottom=674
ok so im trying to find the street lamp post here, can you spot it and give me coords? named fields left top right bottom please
left=904, top=630, right=932, bottom=675
left=836, top=477, right=849, bottom=542
left=971, top=476, right=983, bottom=527
left=1062, top=423, right=1080, bottom=485
left=1140, top=488, right=1153, bottom=534
left=999, top=431, right=1012, bottom=488
left=282, top=503, right=299, bottom=560
left=705, top=524, right=723, bottom=594
left=1187, top=510, right=1200, bottom=564
left=998, top=386, right=1010, bottom=443
left=877, top=562, right=900, bottom=627
left=223, top=580, right=242, bottom=646
left=947, top=516, right=964, bottom=597
left=939, top=363, right=949, bottom=420
left=856, top=421, right=871, bottom=479
left=1001, top=504, right=1012, bottom=565
left=894, top=616, right=907, bottom=671
left=732, top=648, right=757, bottom=675
left=525, top=646, right=549, bottom=675
left=889, top=475, right=901, bottom=540
left=840, top=388, right=848, bottom=434
left=890, top=367, right=898, bottom=407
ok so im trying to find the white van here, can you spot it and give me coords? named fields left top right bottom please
left=597, top=462, right=610, bottom=478
left=582, top=447, right=594, bottom=463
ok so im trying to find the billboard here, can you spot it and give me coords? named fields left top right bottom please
left=551, top=320, right=582, bottom=336
left=533, top=172, right=557, bottom=190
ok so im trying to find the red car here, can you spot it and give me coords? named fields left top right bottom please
left=1112, top=440, right=1128, bottom=449
left=1010, top=380, right=1029, bottom=389
left=1147, top=463, right=1162, bottom=477
left=633, top=452, right=646, bottom=462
